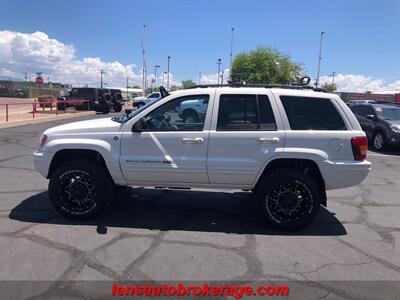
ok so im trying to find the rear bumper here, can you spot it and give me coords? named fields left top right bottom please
left=33, top=150, right=54, bottom=178
left=320, top=160, right=371, bottom=190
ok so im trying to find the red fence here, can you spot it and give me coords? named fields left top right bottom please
left=0, top=99, right=90, bottom=122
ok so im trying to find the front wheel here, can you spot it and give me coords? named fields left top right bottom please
left=256, top=169, right=321, bottom=231
left=48, top=159, right=114, bottom=219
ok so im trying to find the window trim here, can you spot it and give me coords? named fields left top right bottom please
left=280, top=95, right=347, bottom=131
left=216, top=94, right=277, bottom=131
left=139, top=94, right=210, bottom=132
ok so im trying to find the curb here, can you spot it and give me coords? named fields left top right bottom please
left=0, top=111, right=96, bottom=129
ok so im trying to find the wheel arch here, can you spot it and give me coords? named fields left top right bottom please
left=255, top=158, right=327, bottom=206
left=47, top=149, right=114, bottom=184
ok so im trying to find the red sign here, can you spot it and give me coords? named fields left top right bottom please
left=35, top=76, right=43, bottom=84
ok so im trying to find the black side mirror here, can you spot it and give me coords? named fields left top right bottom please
left=366, top=114, right=376, bottom=120
left=132, top=118, right=147, bottom=132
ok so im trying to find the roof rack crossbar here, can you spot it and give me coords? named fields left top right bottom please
left=186, top=84, right=326, bottom=92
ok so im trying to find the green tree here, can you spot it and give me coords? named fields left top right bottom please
left=231, top=46, right=303, bottom=84
left=170, top=85, right=182, bottom=91
left=181, top=79, right=196, bottom=89
left=321, top=83, right=337, bottom=92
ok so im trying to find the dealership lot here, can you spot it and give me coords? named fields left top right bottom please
left=0, top=114, right=400, bottom=298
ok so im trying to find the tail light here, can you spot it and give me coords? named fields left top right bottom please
left=39, top=134, right=47, bottom=147
left=351, top=137, right=368, bottom=161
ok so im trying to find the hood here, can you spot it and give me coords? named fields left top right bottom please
left=387, top=120, right=400, bottom=126
left=44, top=117, right=123, bottom=135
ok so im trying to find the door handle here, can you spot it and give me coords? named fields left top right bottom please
left=259, top=137, right=280, bottom=144
left=182, top=137, right=204, bottom=144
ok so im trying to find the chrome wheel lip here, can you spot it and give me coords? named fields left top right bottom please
left=374, top=134, right=384, bottom=149
left=265, top=180, right=313, bottom=223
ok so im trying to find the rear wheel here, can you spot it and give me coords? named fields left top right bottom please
left=182, top=110, right=199, bottom=123
left=256, top=169, right=321, bottom=231
left=113, top=103, right=122, bottom=112
left=49, top=159, right=114, bottom=220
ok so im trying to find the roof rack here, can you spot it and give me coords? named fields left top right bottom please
left=186, top=83, right=327, bottom=92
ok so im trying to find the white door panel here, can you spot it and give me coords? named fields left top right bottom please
left=121, top=131, right=209, bottom=183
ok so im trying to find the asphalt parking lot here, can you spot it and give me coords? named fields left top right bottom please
left=0, top=113, right=400, bottom=299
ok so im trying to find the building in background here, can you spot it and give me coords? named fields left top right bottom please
left=337, top=91, right=400, bottom=103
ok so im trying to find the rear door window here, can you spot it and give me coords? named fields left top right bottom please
left=280, top=96, right=347, bottom=130
left=216, top=94, right=277, bottom=131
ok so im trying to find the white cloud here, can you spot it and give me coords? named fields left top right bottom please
left=200, top=69, right=230, bottom=85
left=0, top=30, right=175, bottom=88
left=319, top=74, right=400, bottom=92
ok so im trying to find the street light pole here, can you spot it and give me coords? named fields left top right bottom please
left=217, top=58, right=222, bottom=85
left=221, top=70, right=224, bottom=84
left=229, top=27, right=234, bottom=77
left=315, top=31, right=325, bottom=88
left=100, top=69, right=105, bottom=88
left=154, top=65, right=160, bottom=90
left=167, top=56, right=171, bottom=90
left=126, top=76, right=130, bottom=99
left=330, top=71, right=337, bottom=84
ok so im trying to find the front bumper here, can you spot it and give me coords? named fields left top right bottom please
left=320, top=160, right=371, bottom=190
left=386, top=131, right=400, bottom=145
left=33, top=150, right=54, bottom=178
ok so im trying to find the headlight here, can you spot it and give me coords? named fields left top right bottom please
left=39, top=134, right=47, bottom=146
left=390, top=125, right=400, bottom=133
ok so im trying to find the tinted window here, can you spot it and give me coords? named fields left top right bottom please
left=258, top=95, right=277, bottom=130
left=143, top=95, right=209, bottom=131
left=280, top=96, right=346, bottom=130
left=217, top=94, right=277, bottom=131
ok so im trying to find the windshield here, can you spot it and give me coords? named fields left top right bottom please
left=111, top=98, right=161, bottom=123
left=376, top=107, right=400, bottom=121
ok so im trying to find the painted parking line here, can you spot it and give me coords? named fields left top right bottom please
left=367, top=152, right=399, bottom=158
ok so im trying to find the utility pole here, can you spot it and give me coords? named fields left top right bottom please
left=315, top=31, right=325, bottom=88
left=167, top=56, right=171, bottom=90
left=154, top=65, right=160, bottom=90
left=217, top=58, right=222, bottom=85
left=229, top=27, right=234, bottom=77
left=330, top=71, right=337, bottom=84
left=198, top=72, right=202, bottom=85
left=100, top=69, right=105, bottom=88
left=221, top=70, right=224, bottom=85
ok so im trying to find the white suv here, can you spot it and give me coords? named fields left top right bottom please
left=33, top=85, right=371, bottom=230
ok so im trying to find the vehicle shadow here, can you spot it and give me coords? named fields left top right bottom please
left=369, top=147, right=400, bottom=156
left=9, top=187, right=346, bottom=236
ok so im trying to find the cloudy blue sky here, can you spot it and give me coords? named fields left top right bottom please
left=0, top=0, right=399, bottom=91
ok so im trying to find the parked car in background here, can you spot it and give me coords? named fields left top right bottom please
left=347, top=100, right=376, bottom=106
left=109, top=89, right=123, bottom=112
left=350, top=103, right=400, bottom=150
left=38, top=95, right=57, bottom=108
left=176, top=98, right=209, bottom=123
left=132, top=92, right=161, bottom=107
left=58, top=88, right=112, bottom=114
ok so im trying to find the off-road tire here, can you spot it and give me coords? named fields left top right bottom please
left=49, top=159, right=114, bottom=220
left=255, top=168, right=321, bottom=231
left=113, top=103, right=122, bottom=112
